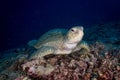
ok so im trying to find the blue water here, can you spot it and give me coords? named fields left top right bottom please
left=0, top=0, right=120, bottom=51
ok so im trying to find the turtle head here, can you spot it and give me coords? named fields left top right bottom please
left=66, top=26, right=84, bottom=44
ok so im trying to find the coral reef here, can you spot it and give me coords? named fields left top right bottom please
left=20, top=42, right=120, bottom=80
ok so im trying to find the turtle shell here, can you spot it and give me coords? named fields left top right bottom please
left=34, top=29, right=68, bottom=49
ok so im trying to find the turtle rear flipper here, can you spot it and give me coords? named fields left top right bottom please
left=27, top=39, right=37, bottom=47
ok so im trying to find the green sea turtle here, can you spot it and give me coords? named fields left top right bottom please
left=28, top=26, right=90, bottom=59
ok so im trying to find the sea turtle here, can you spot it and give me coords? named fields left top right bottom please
left=28, top=26, right=90, bottom=59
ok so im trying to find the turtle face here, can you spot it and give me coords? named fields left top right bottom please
left=66, top=26, right=84, bottom=43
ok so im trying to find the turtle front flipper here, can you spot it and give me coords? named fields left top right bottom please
left=30, top=46, right=56, bottom=59
left=72, top=41, right=90, bottom=53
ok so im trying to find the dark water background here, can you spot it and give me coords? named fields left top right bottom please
left=0, top=0, right=120, bottom=51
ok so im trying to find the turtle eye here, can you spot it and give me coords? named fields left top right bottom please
left=71, top=28, right=75, bottom=32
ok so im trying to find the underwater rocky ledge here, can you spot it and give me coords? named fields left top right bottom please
left=0, top=22, right=120, bottom=80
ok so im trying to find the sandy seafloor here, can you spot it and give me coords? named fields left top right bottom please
left=0, top=21, right=120, bottom=80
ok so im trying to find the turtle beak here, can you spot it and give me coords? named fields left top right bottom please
left=79, top=26, right=84, bottom=31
